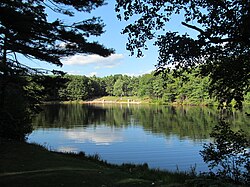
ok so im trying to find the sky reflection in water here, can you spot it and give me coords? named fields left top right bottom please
left=28, top=104, right=250, bottom=172
left=29, top=124, right=208, bottom=172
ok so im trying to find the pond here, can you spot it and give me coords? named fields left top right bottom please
left=28, top=104, right=250, bottom=172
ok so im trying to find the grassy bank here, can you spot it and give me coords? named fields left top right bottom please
left=0, top=141, right=244, bottom=187
left=0, top=141, right=189, bottom=187
left=44, top=96, right=151, bottom=105
left=81, top=96, right=150, bottom=104
left=46, top=96, right=215, bottom=106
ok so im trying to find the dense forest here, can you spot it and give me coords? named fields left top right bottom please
left=38, top=70, right=250, bottom=106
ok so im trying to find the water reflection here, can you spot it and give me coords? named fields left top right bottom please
left=29, top=104, right=250, bottom=172
left=32, top=104, right=250, bottom=139
left=64, top=126, right=124, bottom=145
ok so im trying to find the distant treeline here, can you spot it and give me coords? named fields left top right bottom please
left=38, top=71, right=250, bottom=105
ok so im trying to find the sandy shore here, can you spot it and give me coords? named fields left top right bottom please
left=79, top=99, right=142, bottom=104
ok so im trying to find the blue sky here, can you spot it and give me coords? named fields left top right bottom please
left=22, top=0, right=198, bottom=77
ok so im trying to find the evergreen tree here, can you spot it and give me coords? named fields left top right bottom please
left=0, top=0, right=113, bottom=140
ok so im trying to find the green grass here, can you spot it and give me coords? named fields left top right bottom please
left=90, top=96, right=148, bottom=103
left=0, top=141, right=187, bottom=186
left=61, top=96, right=152, bottom=104
left=0, top=140, right=245, bottom=187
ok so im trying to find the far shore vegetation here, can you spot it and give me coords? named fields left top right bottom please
left=36, top=71, right=250, bottom=107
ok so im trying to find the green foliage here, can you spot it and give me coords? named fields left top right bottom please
left=0, top=75, right=41, bottom=141
left=40, top=69, right=248, bottom=106
left=115, top=0, right=250, bottom=108
left=137, top=74, right=154, bottom=97
left=36, top=69, right=250, bottom=108
left=113, top=78, right=125, bottom=97
left=244, top=92, right=250, bottom=104
left=64, top=75, right=89, bottom=101
left=102, top=75, right=116, bottom=96
left=200, top=120, right=250, bottom=184
left=39, top=76, right=68, bottom=101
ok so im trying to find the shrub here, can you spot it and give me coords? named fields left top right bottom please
left=200, top=120, right=250, bottom=184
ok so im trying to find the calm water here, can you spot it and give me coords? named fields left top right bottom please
left=28, top=104, right=250, bottom=172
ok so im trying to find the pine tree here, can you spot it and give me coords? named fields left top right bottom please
left=0, top=0, right=113, bottom=140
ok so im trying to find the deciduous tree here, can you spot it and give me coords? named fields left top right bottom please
left=115, top=0, right=250, bottom=108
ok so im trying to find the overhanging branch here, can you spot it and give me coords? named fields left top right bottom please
left=181, top=22, right=233, bottom=44
left=181, top=22, right=205, bottom=34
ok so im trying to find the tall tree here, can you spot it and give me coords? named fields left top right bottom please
left=64, top=75, right=86, bottom=101
left=0, top=0, right=113, bottom=140
left=0, top=0, right=113, bottom=72
left=115, top=0, right=250, bottom=108
left=138, top=73, right=154, bottom=97
left=113, top=78, right=125, bottom=97
left=103, top=75, right=116, bottom=96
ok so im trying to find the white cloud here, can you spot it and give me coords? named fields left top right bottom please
left=64, top=127, right=123, bottom=145
left=62, top=54, right=124, bottom=69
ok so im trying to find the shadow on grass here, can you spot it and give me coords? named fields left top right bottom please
left=0, top=140, right=247, bottom=187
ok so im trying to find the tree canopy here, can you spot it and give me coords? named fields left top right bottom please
left=115, top=0, right=250, bottom=108
left=0, top=0, right=114, bottom=74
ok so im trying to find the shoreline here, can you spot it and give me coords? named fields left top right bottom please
left=0, top=140, right=194, bottom=186
left=41, top=96, right=250, bottom=107
left=42, top=96, right=214, bottom=106
left=80, top=99, right=142, bottom=104
left=1, top=140, right=242, bottom=187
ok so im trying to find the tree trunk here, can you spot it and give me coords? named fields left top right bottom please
left=0, top=35, right=7, bottom=108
